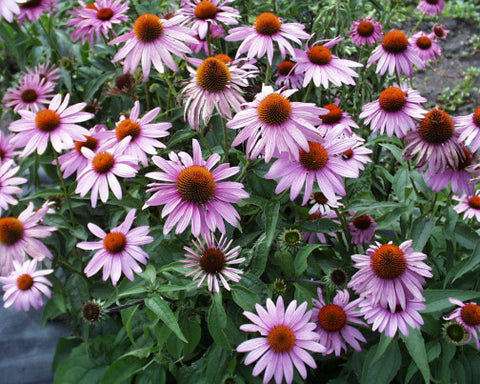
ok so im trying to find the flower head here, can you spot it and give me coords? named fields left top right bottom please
left=431, top=24, right=449, bottom=40
left=308, top=191, right=342, bottom=215
left=0, top=131, right=20, bottom=165
left=26, top=62, right=61, bottom=84
left=349, top=213, right=377, bottom=246
left=4, top=73, right=55, bottom=113
left=275, top=60, right=303, bottom=89
left=443, top=321, right=470, bottom=346
left=417, top=0, right=445, bottom=15
left=0, top=0, right=23, bottom=22
left=444, top=298, right=480, bottom=349
left=18, top=0, right=58, bottom=24
left=348, top=18, right=383, bottom=46
left=0, top=160, right=27, bottom=215
left=453, top=191, right=480, bottom=222
left=409, top=31, right=442, bottom=63
left=455, top=107, right=480, bottom=152
left=318, top=101, right=359, bottom=135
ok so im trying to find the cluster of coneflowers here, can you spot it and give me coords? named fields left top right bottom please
left=1, top=0, right=480, bottom=382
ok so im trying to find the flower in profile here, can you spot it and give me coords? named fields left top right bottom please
left=81, top=299, right=106, bottom=324
left=453, top=191, right=480, bottom=222
left=227, top=85, right=325, bottom=163
left=339, top=135, right=372, bottom=174
left=360, top=83, right=427, bottom=138
left=99, top=101, right=172, bottom=166
left=0, top=259, right=53, bottom=311
left=349, top=240, right=432, bottom=312
left=26, top=62, right=61, bottom=84
left=318, top=101, right=359, bottom=135
left=443, top=321, right=470, bottom=346
left=145, top=139, right=248, bottom=237
left=8, top=93, right=94, bottom=157
left=402, top=108, right=464, bottom=172
left=323, top=268, right=349, bottom=290
left=348, top=213, right=377, bottom=246
left=18, top=0, right=58, bottom=24
left=225, top=12, right=311, bottom=64
left=444, top=298, right=480, bottom=349
left=430, top=24, right=449, bottom=40
left=0, top=131, right=21, bottom=165
left=275, top=60, right=303, bottom=89
left=77, top=209, right=153, bottom=286
left=312, top=288, right=366, bottom=356
left=106, top=72, right=140, bottom=97
left=455, top=107, right=480, bottom=152
left=4, top=73, right=55, bottom=113
left=178, top=0, right=240, bottom=40
left=417, top=0, right=445, bottom=15
left=237, top=296, right=325, bottom=384
left=368, top=29, right=425, bottom=77
left=110, top=13, right=197, bottom=80
left=409, top=31, right=442, bottom=63
left=189, top=23, right=225, bottom=54
left=308, top=191, right=342, bottom=215
left=348, top=18, right=383, bottom=46
left=0, top=0, right=23, bottom=22
left=0, top=202, right=57, bottom=276
left=75, top=137, right=138, bottom=208
left=68, top=0, right=130, bottom=46
left=181, top=232, right=244, bottom=292
left=278, top=228, right=303, bottom=251
left=293, top=37, right=362, bottom=89
left=0, top=160, right=28, bottom=214
left=359, top=295, right=426, bottom=338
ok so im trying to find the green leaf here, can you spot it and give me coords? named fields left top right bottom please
left=167, top=128, right=198, bottom=149
left=294, top=244, right=322, bottom=277
left=296, top=219, right=339, bottom=233
left=401, top=328, right=431, bottom=383
left=231, top=284, right=260, bottom=311
left=451, top=242, right=480, bottom=283
left=361, top=339, right=401, bottom=384
left=140, top=264, right=157, bottom=285
left=423, top=289, right=480, bottom=313
left=52, top=337, right=83, bottom=372
left=370, top=334, right=393, bottom=365
left=455, top=221, right=479, bottom=249
left=411, top=215, right=436, bottom=251
left=145, top=295, right=187, bottom=343
left=207, top=293, right=230, bottom=349
left=264, top=200, right=280, bottom=247
left=100, top=356, right=147, bottom=384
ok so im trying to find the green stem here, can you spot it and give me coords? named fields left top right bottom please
left=206, top=26, right=213, bottom=56
left=199, top=129, right=213, bottom=154
left=53, top=150, right=76, bottom=228
left=272, top=0, right=277, bottom=14
left=38, top=17, right=62, bottom=60
left=335, top=208, right=354, bottom=255
left=303, top=81, right=314, bottom=102
left=410, top=14, right=425, bottom=35
left=57, top=259, right=83, bottom=275
left=265, top=61, right=271, bottom=85
left=220, top=118, right=229, bottom=163
left=163, top=72, right=178, bottom=98
left=430, top=192, right=438, bottom=215
left=284, top=279, right=325, bottom=286
left=235, top=160, right=251, bottom=182
left=143, top=82, right=150, bottom=111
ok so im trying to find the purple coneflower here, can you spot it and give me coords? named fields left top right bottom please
left=368, top=29, right=425, bottom=77
left=349, top=213, right=377, bottom=246
left=431, top=24, right=449, bottom=40
left=293, top=37, right=362, bottom=89
left=318, top=101, right=359, bottom=135
left=0, top=259, right=53, bottom=311
left=227, top=85, right=325, bottom=163
left=339, top=135, right=372, bottom=174
left=18, top=0, right=58, bottom=24
left=417, top=0, right=445, bottom=15
left=0, top=160, right=27, bottom=214
left=409, top=31, right=442, bottom=63
left=0, top=202, right=56, bottom=276
left=0, top=0, right=23, bottom=22
left=77, top=209, right=153, bottom=286
left=275, top=60, right=303, bottom=89
left=237, top=296, right=325, bottom=384
left=444, top=298, right=480, bottom=349
left=225, top=12, right=311, bottom=64
left=4, top=73, right=55, bottom=113
left=8, top=93, right=94, bottom=157
left=455, top=107, right=480, bottom=152
left=348, top=18, right=383, bottom=46
left=181, top=232, right=244, bottom=292
left=110, top=13, right=197, bottom=80
left=189, top=24, right=225, bottom=55
left=453, top=192, right=480, bottom=221
left=308, top=191, right=342, bottom=215
left=359, top=83, right=427, bottom=138
left=144, top=139, right=249, bottom=237
left=349, top=240, right=432, bottom=311
left=26, top=62, right=61, bottom=84
left=0, top=131, right=20, bottom=165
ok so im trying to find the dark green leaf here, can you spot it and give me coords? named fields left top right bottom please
left=423, top=289, right=480, bottom=313
left=411, top=215, right=436, bottom=251
left=100, top=356, right=147, bottom=384
left=264, top=200, right=280, bottom=247
left=294, top=244, right=322, bottom=277
left=361, top=339, right=401, bottom=384
left=451, top=242, right=480, bottom=283
left=400, top=328, right=431, bottom=383
left=207, top=293, right=230, bottom=349
left=145, top=295, right=187, bottom=343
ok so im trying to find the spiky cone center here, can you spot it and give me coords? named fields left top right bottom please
left=0, top=217, right=24, bottom=245
left=321, top=104, right=343, bottom=125
left=103, top=232, right=127, bottom=254
left=36, top=109, right=61, bottom=132
left=353, top=214, right=372, bottom=230
left=82, top=301, right=101, bottom=322
left=194, top=0, right=217, bottom=20
left=273, top=278, right=287, bottom=294
left=177, top=165, right=216, bottom=204
left=318, top=304, right=347, bottom=331
left=115, top=73, right=135, bottom=90
left=97, top=7, right=114, bottom=20
left=342, top=149, right=353, bottom=160
left=433, top=26, right=445, bottom=38
left=300, top=142, right=329, bottom=171
left=254, top=12, right=281, bottom=36
left=199, top=247, right=226, bottom=274
left=419, top=109, right=454, bottom=144
left=283, top=229, right=302, bottom=246
left=461, top=303, right=480, bottom=326
left=357, top=21, right=375, bottom=37
left=134, top=14, right=163, bottom=43
left=277, top=61, right=295, bottom=76
left=313, top=192, right=328, bottom=205
left=116, top=119, right=141, bottom=141
left=21, top=0, right=41, bottom=8
left=92, top=152, right=115, bottom=174
left=468, top=196, right=480, bottom=210
left=75, top=135, right=98, bottom=154
left=426, top=0, right=439, bottom=4
left=444, top=321, right=468, bottom=344
left=379, top=87, right=407, bottom=112
left=267, top=325, right=296, bottom=353
left=417, top=36, right=432, bottom=50
left=382, top=30, right=408, bottom=53
left=21, top=89, right=38, bottom=103
left=371, top=244, right=407, bottom=279
left=473, top=107, right=480, bottom=127
left=330, top=268, right=348, bottom=286
left=308, top=45, right=332, bottom=65
left=197, top=58, right=231, bottom=92
left=16, top=274, right=34, bottom=291
left=214, top=54, right=233, bottom=64
left=458, top=148, right=472, bottom=170
left=257, top=94, right=292, bottom=126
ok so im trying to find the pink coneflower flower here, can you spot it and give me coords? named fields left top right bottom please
left=181, top=232, right=244, bottom=292
left=360, top=83, right=427, bottom=138
left=417, top=0, right=445, bottom=15
left=349, top=240, right=432, bottom=312
left=189, top=23, right=225, bottom=55
left=8, top=93, right=94, bottom=157
left=444, top=298, right=480, bottom=349
left=453, top=192, right=480, bottom=221
left=26, top=62, right=61, bottom=84
left=237, top=296, right=325, bottom=384
left=179, top=56, right=253, bottom=131
left=265, top=126, right=358, bottom=204
left=18, top=0, right=58, bottom=24
left=75, top=137, right=138, bottom=208
left=312, top=288, right=366, bottom=356
left=68, top=0, right=130, bottom=46
left=348, top=18, right=383, bottom=46
left=308, top=191, right=342, bottom=215
left=275, top=60, right=303, bottom=89
left=339, top=136, right=372, bottom=173
left=0, top=259, right=53, bottom=311
left=0, top=160, right=27, bottom=214
left=368, top=29, right=425, bottom=77
left=98, top=101, right=171, bottom=166
left=349, top=213, right=377, bottom=246
left=178, top=0, right=240, bottom=40
left=402, top=108, right=464, bottom=172
left=110, top=13, right=197, bottom=80
left=409, top=31, right=442, bottom=63
left=0, top=131, right=20, bottom=164
left=145, top=139, right=249, bottom=237
left=77, top=209, right=153, bottom=286
left=227, top=85, right=325, bottom=163
left=0, top=0, right=23, bottom=22
left=4, top=74, right=55, bottom=113
left=225, top=12, right=311, bottom=64
left=359, top=295, right=426, bottom=338
left=0, top=202, right=56, bottom=276
left=302, top=210, right=338, bottom=244
left=293, top=37, right=362, bottom=89
left=430, top=24, right=449, bottom=40
left=318, top=102, right=359, bottom=135
left=455, top=107, right=480, bottom=152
